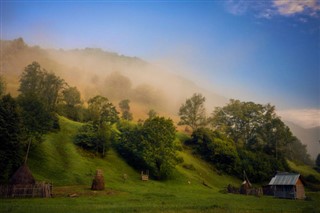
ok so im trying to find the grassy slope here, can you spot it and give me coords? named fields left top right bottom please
left=287, top=161, right=320, bottom=181
left=1, top=116, right=319, bottom=213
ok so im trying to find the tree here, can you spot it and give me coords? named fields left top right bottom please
left=316, top=154, right=320, bottom=168
left=115, top=116, right=178, bottom=179
left=18, top=94, right=57, bottom=143
left=62, top=86, right=81, bottom=107
left=284, top=136, right=313, bottom=165
left=19, top=61, right=65, bottom=111
left=188, top=128, right=239, bottom=174
left=119, top=99, right=133, bottom=121
left=147, top=109, right=158, bottom=119
left=74, top=121, right=113, bottom=157
left=58, top=86, right=83, bottom=121
left=141, top=117, right=177, bottom=179
left=0, top=75, right=6, bottom=97
left=178, top=93, right=207, bottom=131
left=210, top=99, right=277, bottom=147
left=0, top=95, right=24, bottom=183
left=88, top=95, right=119, bottom=125
left=75, top=95, right=119, bottom=157
left=208, top=99, right=309, bottom=181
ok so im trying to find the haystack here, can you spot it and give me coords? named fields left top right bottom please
left=9, top=163, right=35, bottom=185
left=91, top=169, right=104, bottom=190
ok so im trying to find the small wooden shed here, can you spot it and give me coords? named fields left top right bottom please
left=268, top=172, right=305, bottom=200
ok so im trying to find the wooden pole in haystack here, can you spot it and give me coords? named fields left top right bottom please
left=24, top=138, right=32, bottom=164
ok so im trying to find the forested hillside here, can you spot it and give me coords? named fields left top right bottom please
left=1, top=58, right=317, bottom=186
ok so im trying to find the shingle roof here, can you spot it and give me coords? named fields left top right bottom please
left=269, top=173, right=300, bottom=185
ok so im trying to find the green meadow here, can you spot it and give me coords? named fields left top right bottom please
left=1, top=117, right=319, bottom=213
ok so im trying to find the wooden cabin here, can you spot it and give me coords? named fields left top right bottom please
left=268, top=173, right=305, bottom=200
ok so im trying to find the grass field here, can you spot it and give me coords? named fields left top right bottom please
left=1, top=116, right=319, bottom=213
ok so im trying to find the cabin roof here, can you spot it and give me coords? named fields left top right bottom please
left=269, top=173, right=300, bottom=186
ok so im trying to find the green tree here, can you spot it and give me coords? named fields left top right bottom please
left=188, top=128, right=239, bottom=174
left=75, top=95, right=119, bottom=157
left=0, top=95, right=24, bottom=183
left=18, top=94, right=57, bottom=143
left=237, top=149, right=288, bottom=182
left=142, top=117, right=177, bottom=179
left=88, top=95, right=119, bottom=125
left=211, top=100, right=277, bottom=147
left=178, top=93, right=207, bottom=131
left=74, top=122, right=113, bottom=157
left=58, top=86, right=83, bottom=121
left=19, top=61, right=65, bottom=111
left=119, top=99, right=133, bottom=121
left=116, top=116, right=178, bottom=179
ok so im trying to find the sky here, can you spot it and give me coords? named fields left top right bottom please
left=1, top=0, right=320, bottom=127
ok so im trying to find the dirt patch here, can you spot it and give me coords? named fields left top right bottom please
left=52, top=185, right=122, bottom=197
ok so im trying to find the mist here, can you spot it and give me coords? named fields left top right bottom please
left=1, top=39, right=227, bottom=122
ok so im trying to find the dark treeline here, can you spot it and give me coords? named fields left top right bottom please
left=0, top=62, right=316, bottom=183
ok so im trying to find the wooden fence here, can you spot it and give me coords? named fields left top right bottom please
left=0, top=182, right=52, bottom=198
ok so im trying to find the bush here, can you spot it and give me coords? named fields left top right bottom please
left=74, top=122, right=113, bottom=157
left=115, top=116, right=178, bottom=180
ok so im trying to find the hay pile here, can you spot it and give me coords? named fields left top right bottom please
left=10, top=163, right=36, bottom=185
left=91, top=169, right=104, bottom=190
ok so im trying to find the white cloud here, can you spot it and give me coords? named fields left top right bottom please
left=273, top=0, right=320, bottom=15
left=224, top=0, right=320, bottom=18
left=277, top=108, right=320, bottom=128
left=225, top=0, right=249, bottom=15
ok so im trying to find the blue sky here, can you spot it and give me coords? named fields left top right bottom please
left=1, top=0, right=319, bottom=126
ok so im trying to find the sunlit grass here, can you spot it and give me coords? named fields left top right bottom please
left=5, top=116, right=318, bottom=213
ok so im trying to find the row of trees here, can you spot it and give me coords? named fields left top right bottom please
left=1, top=62, right=315, bottom=183
left=178, top=93, right=313, bottom=182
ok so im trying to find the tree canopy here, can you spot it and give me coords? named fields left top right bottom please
left=88, top=95, right=119, bottom=125
left=0, top=95, right=24, bottom=183
left=178, top=93, right=207, bottom=131
left=210, top=100, right=276, bottom=146
left=19, top=61, right=65, bottom=112
left=115, top=116, right=178, bottom=179
left=188, top=128, right=238, bottom=174
left=62, top=86, right=81, bottom=107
